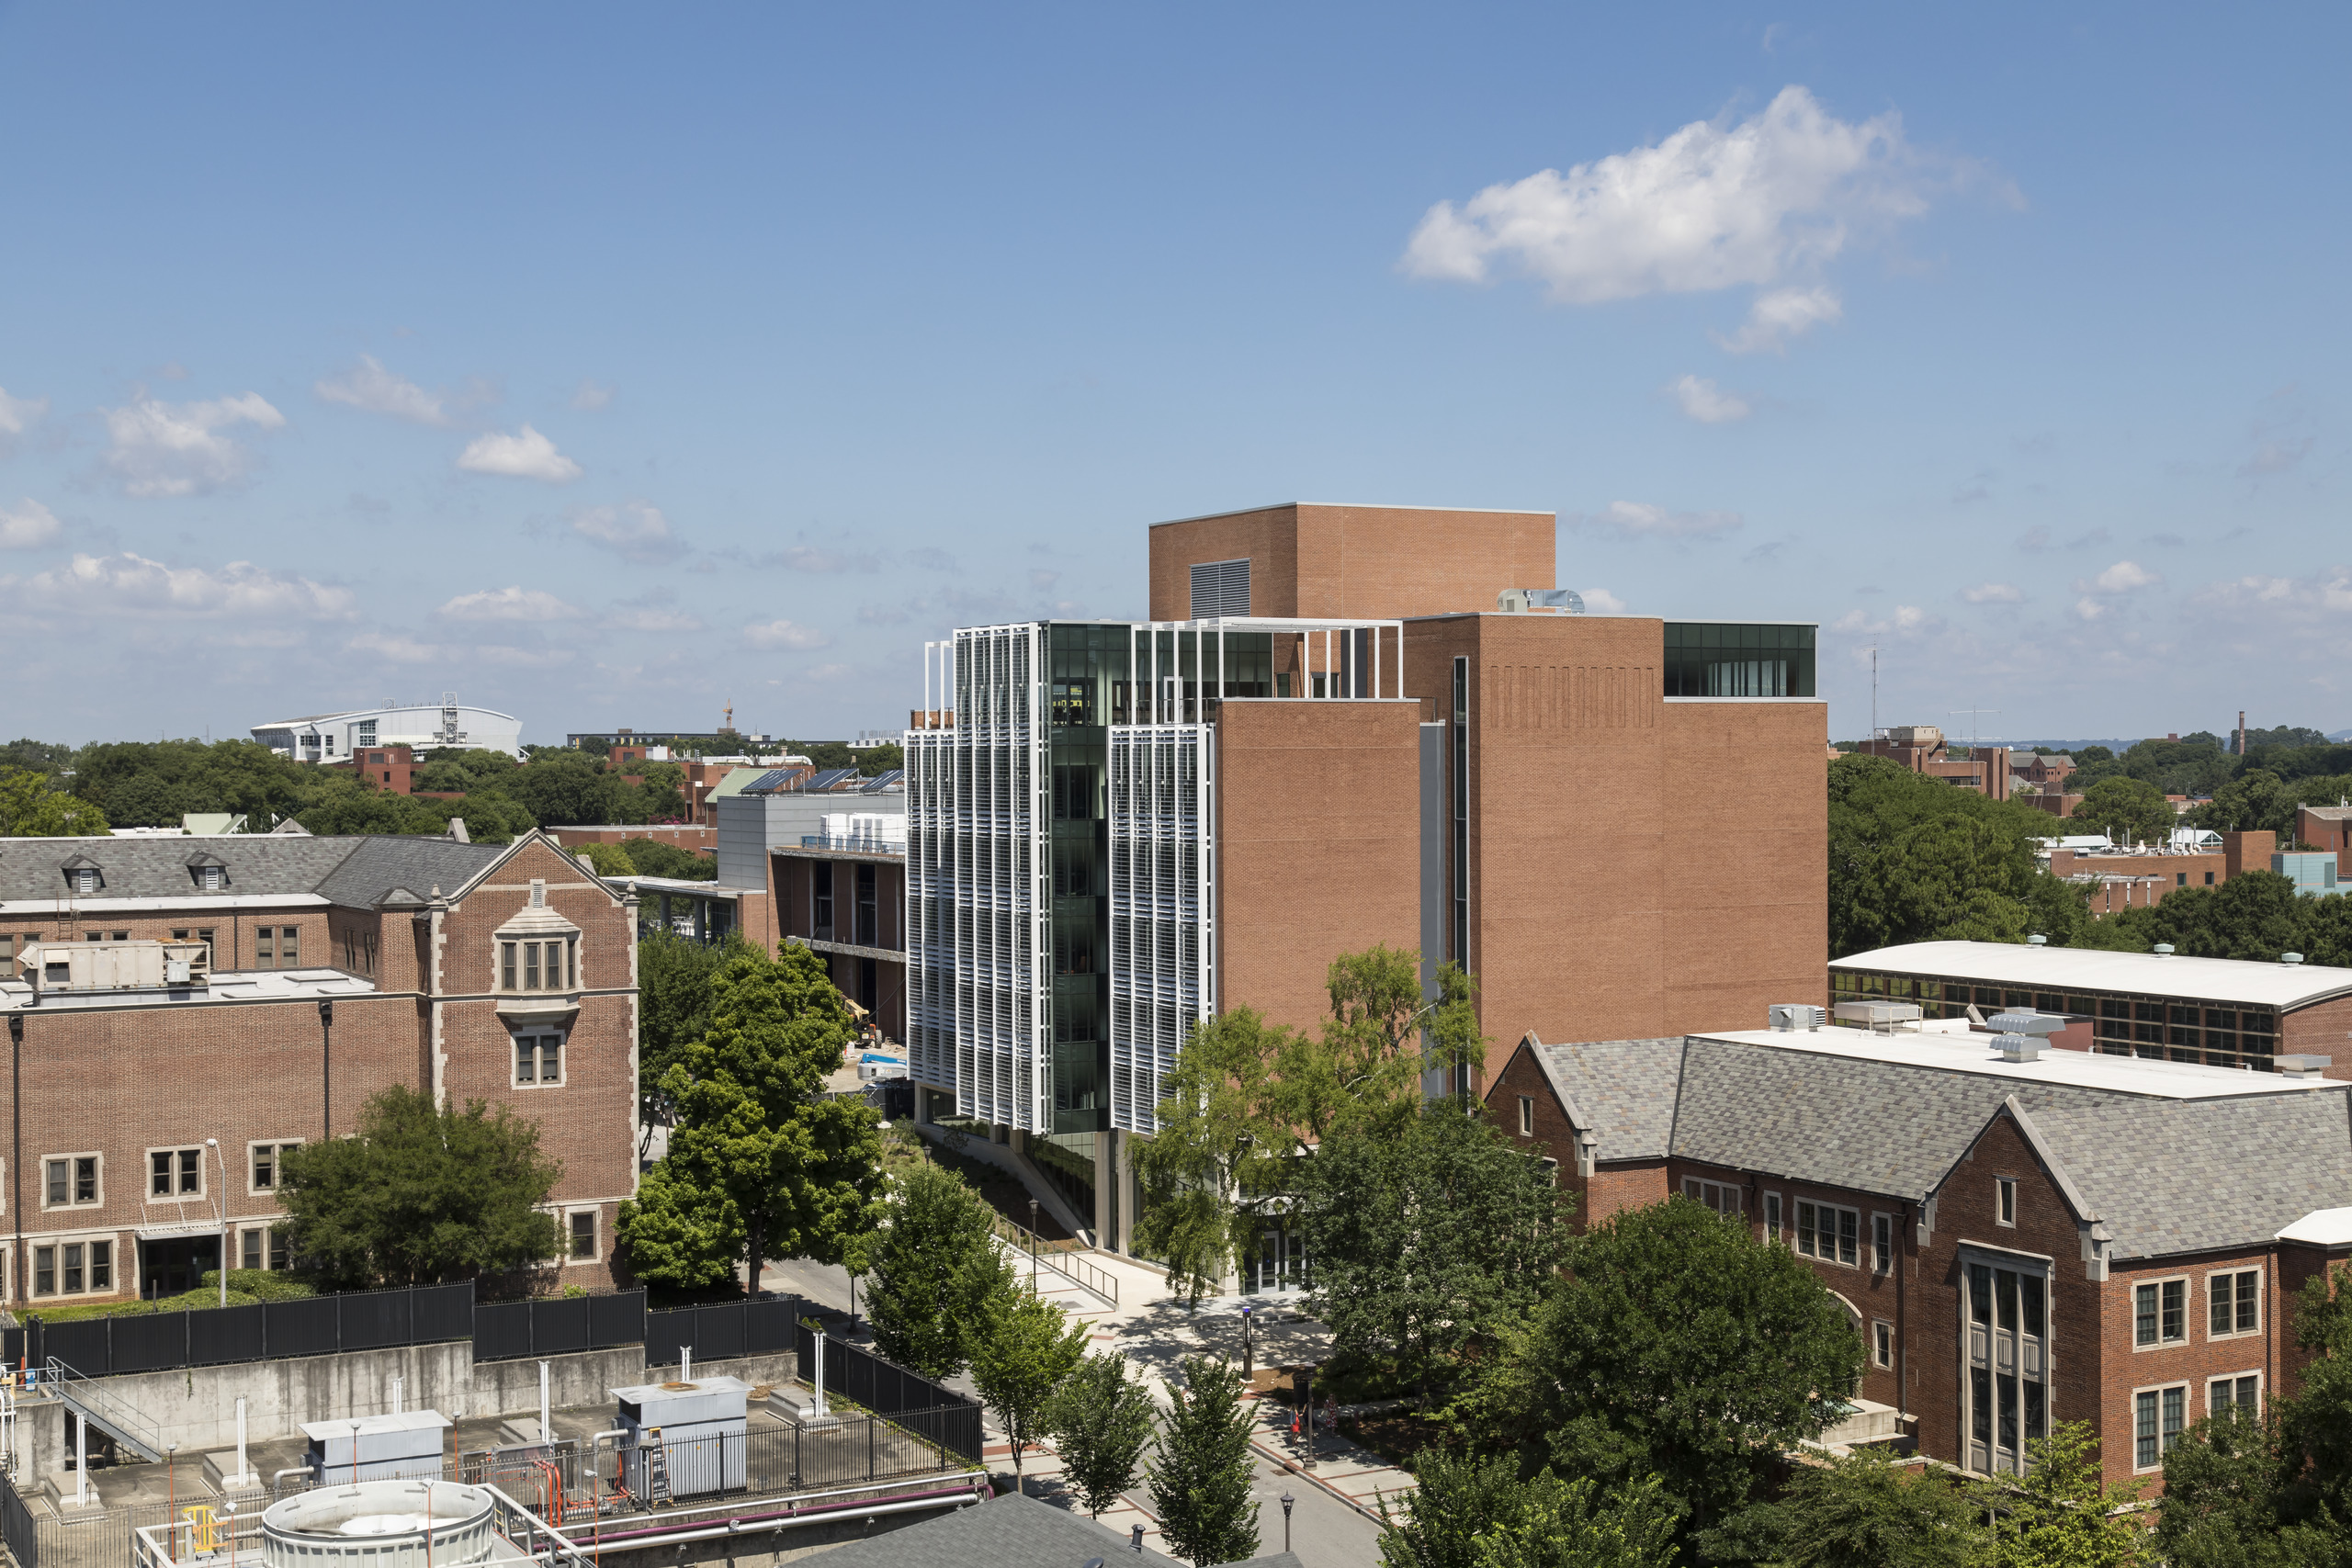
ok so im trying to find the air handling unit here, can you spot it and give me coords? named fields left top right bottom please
left=613, top=1376, right=751, bottom=1501
left=300, top=1411, right=454, bottom=1484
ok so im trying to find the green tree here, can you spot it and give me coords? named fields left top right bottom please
left=1700, top=1448, right=1990, bottom=1568
left=1460, top=1198, right=1864, bottom=1538
left=1828, top=754, right=2094, bottom=958
left=0, top=739, right=73, bottom=779
left=1987, top=1423, right=2145, bottom=1568
left=1147, top=1356, right=1261, bottom=1567
left=2105, top=872, right=2311, bottom=963
left=856, top=741, right=904, bottom=776
left=1135, top=945, right=1484, bottom=1303
left=616, top=943, right=887, bottom=1291
left=865, top=1161, right=1008, bottom=1379
left=621, top=838, right=718, bottom=880
left=277, top=1086, right=562, bottom=1287
left=505, top=749, right=617, bottom=827
left=1301, top=1100, right=1572, bottom=1402
left=2073, top=777, right=2179, bottom=845
left=574, top=841, right=637, bottom=876
left=1381, top=1452, right=1679, bottom=1568
left=1044, top=1350, right=1159, bottom=1519
left=635, top=931, right=750, bottom=1114
left=0, top=767, right=110, bottom=836
left=967, top=1280, right=1088, bottom=1494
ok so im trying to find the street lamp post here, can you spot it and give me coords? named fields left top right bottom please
left=1280, top=1491, right=1295, bottom=1554
left=1028, top=1198, right=1038, bottom=1290
left=205, top=1139, right=228, bottom=1307
left=1240, top=1304, right=1253, bottom=1380
left=318, top=1000, right=334, bottom=1139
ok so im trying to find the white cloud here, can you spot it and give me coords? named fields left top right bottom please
left=476, top=645, right=576, bottom=668
left=2072, top=597, right=2107, bottom=622
left=101, top=392, right=285, bottom=497
left=571, top=500, right=682, bottom=562
left=2075, top=560, right=2161, bottom=594
left=1716, top=285, right=1844, bottom=353
left=7, top=552, right=351, bottom=618
left=457, top=424, right=581, bottom=483
left=1669, top=375, right=1751, bottom=423
left=1566, top=500, right=1744, bottom=539
left=610, top=604, right=706, bottom=633
left=0, top=499, right=62, bottom=550
left=1577, top=587, right=1629, bottom=614
left=2240, top=435, right=2312, bottom=477
left=1961, top=581, right=2024, bottom=604
left=2195, top=567, right=2352, bottom=620
left=742, top=618, right=832, bottom=650
left=571, top=379, right=615, bottom=412
left=347, top=631, right=445, bottom=663
left=1402, top=86, right=1937, bottom=309
left=435, top=586, right=584, bottom=622
left=751, top=543, right=884, bottom=573
left=0, top=386, right=49, bottom=437
left=313, top=355, right=448, bottom=424
left=1832, top=604, right=1938, bottom=635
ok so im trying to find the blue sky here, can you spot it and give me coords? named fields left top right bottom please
left=3, top=4, right=2346, bottom=747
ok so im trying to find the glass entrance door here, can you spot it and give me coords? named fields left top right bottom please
left=1965, top=1257, right=2050, bottom=1473
left=1255, top=1224, right=1305, bottom=1294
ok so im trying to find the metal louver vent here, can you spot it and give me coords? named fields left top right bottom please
left=1189, top=558, right=1250, bottom=619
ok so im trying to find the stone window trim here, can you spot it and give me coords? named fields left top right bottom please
left=2208, top=1369, right=2263, bottom=1417
left=513, top=1030, right=567, bottom=1089
left=2132, top=1380, right=2191, bottom=1472
left=493, top=897, right=583, bottom=1004
left=1871, top=1210, right=1895, bottom=1275
left=2132, top=1273, right=2193, bottom=1351
left=41, top=1152, right=103, bottom=1211
left=1516, top=1096, right=1534, bottom=1136
left=1871, top=1317, right=1894, bottom=1369
left=248, top=1139, right=305, bottom=1196
left=1794, top=1197, right=1861, bottom=1268
left=1762, top=1190, right=1783, bottom=1245
left=2204, top=1267, right=2263, bottom=1340
left=144, top=1145, right=210, bottom=1201
left=1995, top=1176, right=2018, bottom=1227
left=30, top=1231, right=119, bottom=1298
left=562, top=1206, right=599, bottom=1265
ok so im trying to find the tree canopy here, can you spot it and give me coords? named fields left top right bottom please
left=864, top=1159, right=1009, bottom=1379
left=616, top=942, right=888, bottom=1291
left=0, top=767, right=109, bottom=836
left=277, top=1085, right=563, bottom=1288
left=1828, top=754, right=2095, bottom=958
left=1133, top=943, right=1486, bottom=1303
left=2072, top=776, right=2180, bottom=845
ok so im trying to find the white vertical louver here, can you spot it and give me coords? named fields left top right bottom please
left=1107, top=723, right=1215, bottom=1134
left=1188, top=558, right=1250, bottom=620
left=912, top=625, right=1054, bottom=1134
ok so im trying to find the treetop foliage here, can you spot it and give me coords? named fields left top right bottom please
left=0, top=735, right=697, bottom=840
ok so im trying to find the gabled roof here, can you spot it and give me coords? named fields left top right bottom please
left=796, top=1490, right=1297, bottom=1568
left=1525, top=1036, right=1685, bottom=1159
left=0, top=834, right=510, bottom=910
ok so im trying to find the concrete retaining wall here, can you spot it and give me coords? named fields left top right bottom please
left=8, top=1345, right=799, bottom=1486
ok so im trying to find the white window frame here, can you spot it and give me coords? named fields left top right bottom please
left=1517, top=1095, right=1533, bottom=1136
left=145, top=1145, right=207, bottom=1201
left=2132, top=1381, right=2190, bottom=1472
left=32, top=1232, right=117, bottom=1297
left=1681, top=1177, right=1744, bottom=1215
left=1762, top=1190, right=1782, bottom=1244
left=42, top=1152, right=102, bottom=1210
left=1871, top=1317, right=1894, bottom=1369
left=249, top=1139, right=303, bottom=1196
left=1996, top=1176, right=2018, bottom=1227
left=2133, top=1273, right=2192, bottom=1350
left=563, top=1207, right=600, bottom=1265
left=1794, top=1199, right=1862, bottom=1267
left=2207, top=1370, right=2262, bottom=1417
left=2203, top=1267, right=2263, bottom=1340
left=1871, top=1210, right=1894, bottom=1274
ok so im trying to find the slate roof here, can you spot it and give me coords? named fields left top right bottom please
left=0, top=835, right=507, bottom=909
left=1528, top=1028, right=2352, bottom=1261
left=1528, top=1037, right=1686, bottom=1159
left=799, top=1490, right=1302, bottom=1568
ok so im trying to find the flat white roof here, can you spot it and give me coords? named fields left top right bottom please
left=1694, top=1026, right=2343, bottom=1102
left=1831, top=940, right=2352, bottom=1010
left=0, top=966, right=378, bottom=1012
left=2279, top=1207, right=2352, bottom=1246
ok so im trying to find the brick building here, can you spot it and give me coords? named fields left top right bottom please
left=0, top=831, right=639, bottom=1306
left=326, top=745, right=421, bottom=795
left=902, top=502, right=1826, bottom=1264
left=1487, top=1017, right=2352, bottom=1490
left=2045, top=830, right=2269, bottom=915
left=1854, top=726, right=2013, bottom=800
left=1828, top=938, right=2352, bottom=1074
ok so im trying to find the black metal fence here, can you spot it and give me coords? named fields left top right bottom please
left=0, top=1286, right=648, bottom=1378
left=793, top=1323, right=981, bottom=1461
left=0, top=1470, right=40, bottom=1568
left=642, top=1296, right=798, bottom=1366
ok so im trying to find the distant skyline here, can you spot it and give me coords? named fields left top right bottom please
left=4, top=5, right=2347, bottom=746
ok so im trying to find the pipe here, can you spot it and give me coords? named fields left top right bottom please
left=550, top=1484, right=984, bottom=1551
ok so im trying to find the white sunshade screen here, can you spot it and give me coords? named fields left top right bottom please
left=1189, top=558, right=1250, bottom=620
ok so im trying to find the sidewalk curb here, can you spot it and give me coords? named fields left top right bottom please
left=1246, top=1431, right=1410, bottom=1526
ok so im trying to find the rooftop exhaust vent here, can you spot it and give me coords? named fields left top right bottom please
left=1768, top=1003, right=1826, bottom=1032
left=2278, top=1055, right=2333, bottom=1080
left=1986, top=1010, right=2064, bottom=1037
left=2026, top=933, right=2048, bottom=946
left=2153, top=943, right=2177, bottom=956
left=1994, top=1033, right=2044, bottom=1063
left=2283, top=952, right=2305, bottom=966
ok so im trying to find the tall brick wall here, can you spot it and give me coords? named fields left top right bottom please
left=1148, top=503, right=1554, bottom=623
left=1213, top=699, right=1423, bottom=1038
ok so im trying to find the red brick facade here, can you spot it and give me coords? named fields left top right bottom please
left=1, top=834, right=638, bottom=1306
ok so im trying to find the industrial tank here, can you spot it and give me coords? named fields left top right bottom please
left=261, top=1481, right=499, bottom=1568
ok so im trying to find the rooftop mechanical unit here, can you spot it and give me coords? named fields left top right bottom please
left=613, top=1376, right=751, bottom=1502
left=300, top=1411, right=454, bottom=1485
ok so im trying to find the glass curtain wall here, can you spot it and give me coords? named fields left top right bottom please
left=1663, top=624, right=1817, bottom=697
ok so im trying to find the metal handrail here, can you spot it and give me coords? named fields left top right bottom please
left=989, top=1214, right=1117, bottom=1309
left=46, top=1355, right=165, bottom=1461
left=797, top=834, right=906, bottom=853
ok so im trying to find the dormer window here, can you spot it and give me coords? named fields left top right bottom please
left=200, top=866, right=224, bottom=891
left=73, top=869, right=97, bottom=895
left=502, top=937, right=577, bottom=992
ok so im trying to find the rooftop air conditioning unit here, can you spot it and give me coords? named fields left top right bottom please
left=2278, top=1055, right=2334, bottom=1080
left=1768, top=1004, right=1826, bottom=1032
left=1831, top=1000, right=1923, bottom=1033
